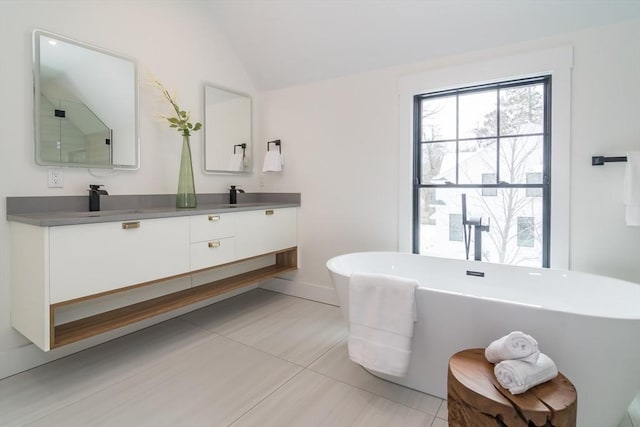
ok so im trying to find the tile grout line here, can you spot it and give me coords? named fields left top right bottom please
left=179, top=292, right=347, bottom=371
left=226, top=367, right=306, bottom=426
left=259, top=288, right=340, bottom=308
left=303, top=368, right=440, bottom=422
left=177, top=291, right=307, bottom=337
left=304, top=334, right=347, bottom=367
left=430, top=400, right=447, bottom=426
left=305, top=365, right=443, bottom=420
left=305, top=338, right=444, bottom=420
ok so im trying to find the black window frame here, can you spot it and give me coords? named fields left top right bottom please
left=412, top=76, right=551, bottom=267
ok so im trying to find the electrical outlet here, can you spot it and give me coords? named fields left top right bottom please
left=47, top=168, right=64, bottom=188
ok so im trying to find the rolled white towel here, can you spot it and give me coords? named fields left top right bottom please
left=494, top=352, right=558, bottom=394
left=485, top=331, right=539, bottom=363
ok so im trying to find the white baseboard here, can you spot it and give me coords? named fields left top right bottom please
left=259, top=278, right=338, bottom=306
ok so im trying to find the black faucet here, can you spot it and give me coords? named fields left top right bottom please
left=461, top=193, right=490, bottom=261
left=89, top=185, right=108, bottom=211
left=229, top=185, right=245, bottom=205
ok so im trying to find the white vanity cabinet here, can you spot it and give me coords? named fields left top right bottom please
left=50, top=217, right=190, bottom=303
left=9, top=206, right=298, bottom=351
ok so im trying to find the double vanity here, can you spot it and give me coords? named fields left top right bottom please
left=7, top=193, right=299, bottom=351
left=19, top=29, right=279, bottom=352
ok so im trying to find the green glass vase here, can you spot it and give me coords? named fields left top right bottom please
left=176, top=134, right=197, bottom=208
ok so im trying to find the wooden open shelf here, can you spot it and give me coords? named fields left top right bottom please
left=51, top=247, right=297, bottom=348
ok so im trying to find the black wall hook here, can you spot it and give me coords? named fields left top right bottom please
left=267, top=139, right=281, bottom=153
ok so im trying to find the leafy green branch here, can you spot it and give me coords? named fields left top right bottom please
left=153, top=79, right=202, bottom=137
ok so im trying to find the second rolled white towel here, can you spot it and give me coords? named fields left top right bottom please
left=485, top=331, right=539, bottom=363
left=494, top=352, right=558, bottom=394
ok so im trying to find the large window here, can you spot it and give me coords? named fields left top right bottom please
left=413, top=76, right=551, bottom=267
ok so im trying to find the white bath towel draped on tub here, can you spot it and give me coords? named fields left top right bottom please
left=348, top=272, right=419, bottom=377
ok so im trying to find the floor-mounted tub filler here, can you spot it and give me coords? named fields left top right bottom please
left=327, top=252, right=640, bottom=427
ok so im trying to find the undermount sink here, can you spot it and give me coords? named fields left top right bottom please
left=221, top=202, right=273, bottom=208
left=62, top=209, right=144, bottom=218
left=210, top=203, right=269, bottom=209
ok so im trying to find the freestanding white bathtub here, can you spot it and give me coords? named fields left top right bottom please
left=327, top=251, right=640, bottom=427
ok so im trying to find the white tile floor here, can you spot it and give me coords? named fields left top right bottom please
left=0, top=289, right=448, bottom=427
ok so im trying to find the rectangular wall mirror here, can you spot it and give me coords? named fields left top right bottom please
left=204, top=84, right=252, bottom=173
left=33, top=29, right=139, bottom=169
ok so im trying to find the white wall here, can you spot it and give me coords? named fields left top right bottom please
left=0, top=0, right=258, bottom=377
left=259, top=19, right=640, bottom=301
left=258, top=71, right=402, bottom=302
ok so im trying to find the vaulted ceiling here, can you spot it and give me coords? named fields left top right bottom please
left=208, top=0, right=640, bottom=90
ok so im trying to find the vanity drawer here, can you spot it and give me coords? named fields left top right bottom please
left=190, top=237, right=236, bottom=271
left=235, top=208, right=297, bottom=259
left=190, top=213, right=236, bottom=242
left=49, top=217, right=190, bottom=304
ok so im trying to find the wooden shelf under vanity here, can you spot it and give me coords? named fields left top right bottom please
left=51, top=247, right=297, bottom=349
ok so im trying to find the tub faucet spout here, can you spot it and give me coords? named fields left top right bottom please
left=461, top=194, right=490, bottom=261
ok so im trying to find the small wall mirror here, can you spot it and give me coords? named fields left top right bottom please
left=33, top=30, right=138, bottom=169
left=204, top=85, right=252, bottom=173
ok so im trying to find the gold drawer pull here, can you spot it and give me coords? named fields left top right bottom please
left=122, top=221, right=140, bottom=230
left=208, top=241, right=221, bottom=248
left=208, top=215, right=220, bottom=221
left=265, top=210, right=274, bottom=216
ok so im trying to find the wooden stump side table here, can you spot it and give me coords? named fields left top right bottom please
left=447, top=348, right=577, bottom=427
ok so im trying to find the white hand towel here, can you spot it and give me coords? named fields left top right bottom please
left=227, top=152, right=244, bottom=171
left=262, top=150, right=283, bottom=172
left=348, top=273, right=419, bottom=377
left=485, top=331, right=539, bottom=364
left=624, top=151, right=640, bottom=226
left=494, top=352, right=558, bottom=394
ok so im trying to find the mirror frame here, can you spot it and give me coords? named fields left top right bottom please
left=33, top=29, right=139, bottom=169
left=203, top=84, right=252, bottom=174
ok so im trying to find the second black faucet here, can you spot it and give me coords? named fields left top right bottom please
left=229, top=185, right=245, bottom=204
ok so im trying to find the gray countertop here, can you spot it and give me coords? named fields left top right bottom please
left=6, top=193, right=300, bottom=227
